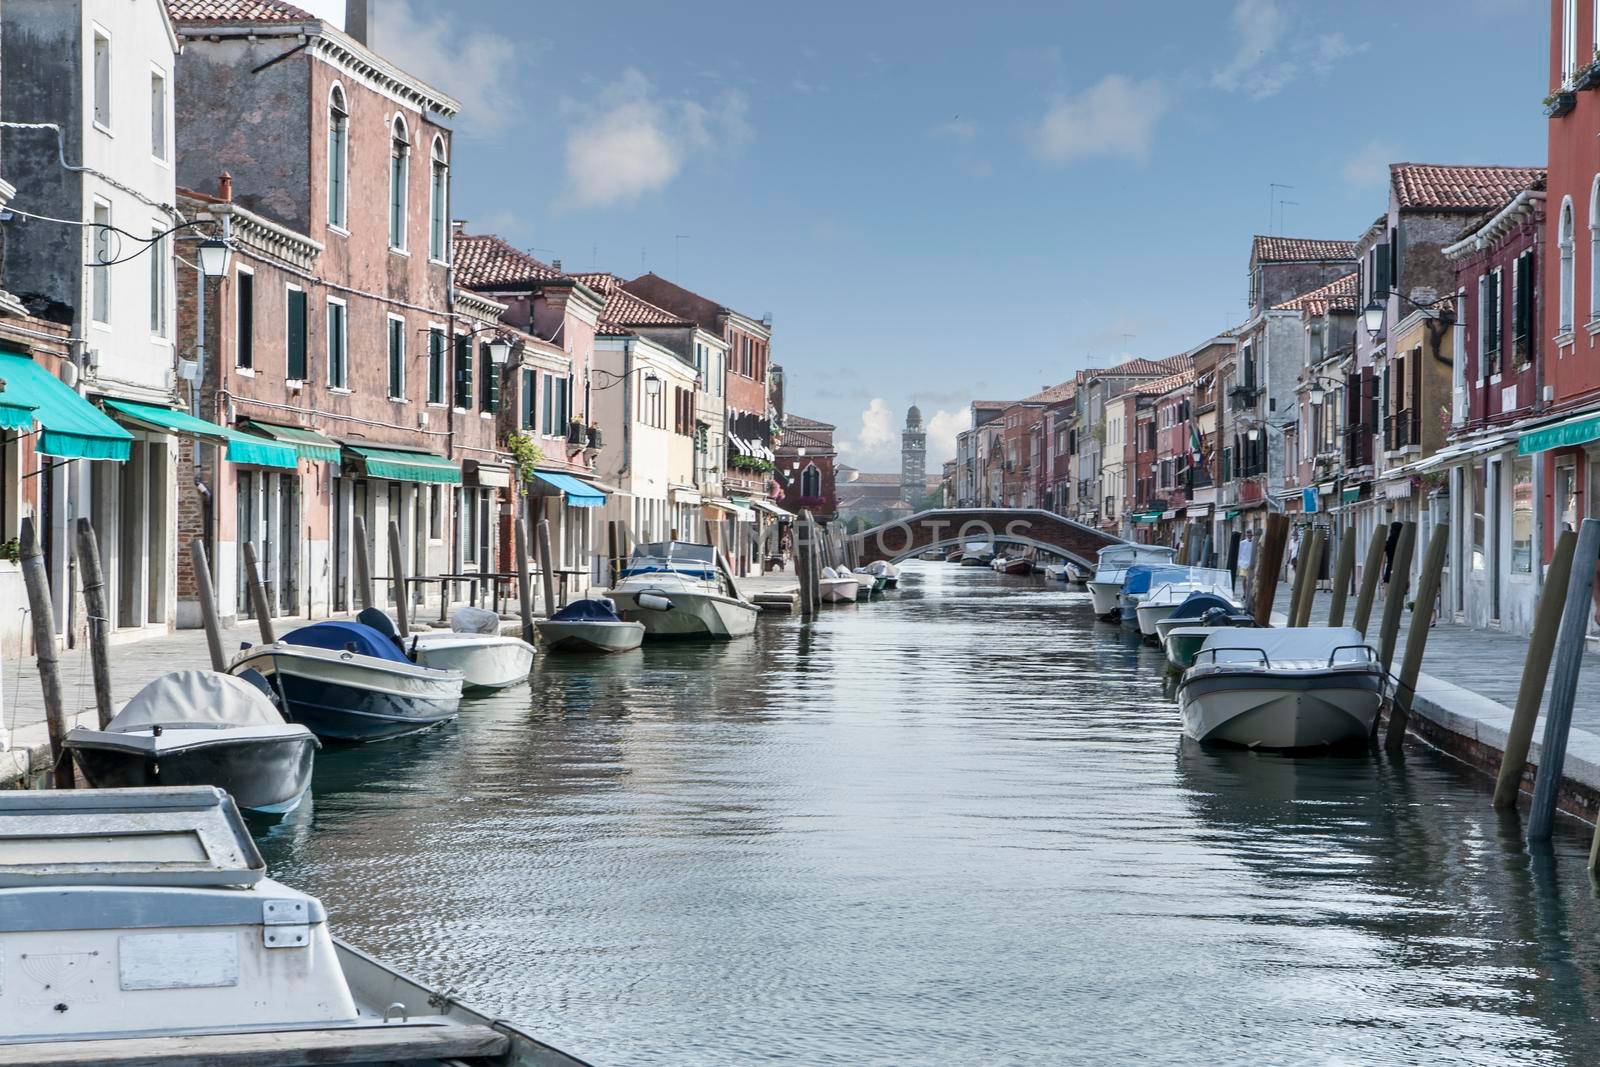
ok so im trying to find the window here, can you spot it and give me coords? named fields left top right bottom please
left=1471, top=461, right=1487, bottom=571
left=93, top=29, right=111, bottom=129
left=148, top=225, right=168, bottom=337
left=389, top=116, right=409, bottom=250
left=327, top=299, right=347, bottom=388
left=286, top=286, right=307, bottom=380
left=1565, top=0, right=1579, bottom=83
left=1479, top=269, right=1501, bottom=379
left=454, top=333, right=473, bottom=408
left=91, top=201, right=111, bottom=323
left=801, top=463, right=821, bottom=498
left=1590, top=176, right=1600, bottom=325
left=428, top=485, right=442, bottom=539
left=429, top=137, right=448, bottom=262
left=540, top=373, right=568, bottom=435
left=479, top=343, right=498, bottom=413
left=1561, top=197, right=1576, bottom=335
left=714, top=350, right=723, bottom=396
left=236, top=267, right=254, bottom=368
left=150, top=67, right=167, bottom=161
left=520, top=368, right=535, bottom=429
left=427, top=327, right=445, bottom=404
left=1513, top=251, right=1534, bottom=366
left=1512, top=454, right=1534, bottom=574
left=387, top=315, right=405, bottom=399
left=328, top=86, right=349, bottom=229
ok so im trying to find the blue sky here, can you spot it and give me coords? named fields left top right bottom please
left=305, top=0, right=1547, bottom=471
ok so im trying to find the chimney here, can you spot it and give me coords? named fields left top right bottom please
left=551, top=259, right=562, bottom=272
left=451, top=219, right=468, bottom=235
left=218, top=172, right=233, bottom=202
left=345, top=0, right=371, bottom=44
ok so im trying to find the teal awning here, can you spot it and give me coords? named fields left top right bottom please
left=0, top=351, right=131, bottom=460
left=245, top=420, right=341, bottom=463
left=530, top=470, right=605, bottom=508
left=347, top=444, right=461, bottom=483
left=1519, top=413, right=1600, bottom=456
left=103, top=399, right=297, bottom=470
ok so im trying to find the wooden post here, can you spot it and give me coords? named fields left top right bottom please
left=795, top=513, right=816, bottom=619
left=1286, top=528, right=1314, bottom=628
left=1384, top=522, right=1449, bottom=753
left=1495, top=528, right=1577, bottom=810
left=72, top=518, right=114, bottom=729
left=1178, top=523, right=1194, bottom=565
left=1225, top=531, right=1241, bottom=591
left=537, top=518, right=558, bottom=619
left=799, top=510, right=821, bottom=615
left=1293, top=528, right=1326, bottom=627
left=353, top=514, right=373, bottom=611
left=189, top=539, right=227, bottom=673
left=386, top=520, right=410, bottom=638
left=19, top=518, right=71, bottom=789
left=607, top=520, right=621, bottom=586
left=242, top=542, right=276, bottom=645
left=514, top=517, right=536, bottom=645
left=1327, top=528, right=1357, bottom=627
left=1249, top=513, right=1290, bottom=627
left=1528, top=516, right=1600, bottom=842
left=1352, top=524, right=1388, bottom=636
left=1374, top=522, right=1416, bottom=675
left=716, top=547, right=744, bottom=603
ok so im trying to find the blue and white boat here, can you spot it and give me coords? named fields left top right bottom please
left=1134, top=567, right=1237, bottom=637
left=1086, top=543, right=1179, bottom=615
left=230, top=621, right=464, bottom=743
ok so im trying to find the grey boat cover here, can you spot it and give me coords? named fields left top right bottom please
left=452, top=605, right=501, bottom=635
left=1199, top=626, right=1373, bottom=669
left=109, top=670, right=288, bottom=732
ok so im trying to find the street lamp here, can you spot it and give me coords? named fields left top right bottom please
left=196, top=237, right=232, bottom=278
left=643, top=371, right=662, bottom=397
left=1362, top=298, right=1386, bottom=338
left=1363, top=289, right=1456, bottom=339
left=486, top=334, right=512, bottom=365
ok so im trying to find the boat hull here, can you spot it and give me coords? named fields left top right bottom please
left=998, top=558, right=1031, bottom=575
left=1178, top=668, right=1384, bottom=749
left=1162, top=626, right=1216, bottom=671
left=610, top=588, right=759, bottom=640
left=1087, top=580, right=1122, bottom=615
left=819, top=577, right=860, bottom=603
left=535, top=618, right=646, bottom=653
left=230, top=645, right=463, bottom=743
left=66, top=731, right=316, bottom=813
left=1136, top=601, right=1179, bottom=637
left=411, top=633, right=535, bottom=689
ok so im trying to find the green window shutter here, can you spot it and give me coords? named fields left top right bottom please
left=541, top=374, right=553, bottom=434
left=480, top=344, right=499, bottom=413
left=521, top=369, right=534, bottom=428
left=428, top=329, right=444, bottom=404
left=454, top=334, right=472, bottom=408
left=388, top=318, right=404, bottom=398
left=286, top=289, right=307, bottom=380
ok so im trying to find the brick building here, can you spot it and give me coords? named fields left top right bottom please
left=774, top=414, right=837, bottom=520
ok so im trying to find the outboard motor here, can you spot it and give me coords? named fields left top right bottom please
left=356, top=607, right=406, bottom=655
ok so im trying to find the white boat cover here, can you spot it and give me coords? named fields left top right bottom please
left=110, top=670, right=286, bottom=732
left=821, top=566, right=839, bottom=578
left=1199, top=626, right=1373, bottom=668
left=451, top=605, right=501, bottom=635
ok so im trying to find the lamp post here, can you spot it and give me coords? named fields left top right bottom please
left=1363, top=289, right=1456, bottom=339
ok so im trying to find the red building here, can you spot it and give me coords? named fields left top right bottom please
left=775, top=414, right=837, bottom=520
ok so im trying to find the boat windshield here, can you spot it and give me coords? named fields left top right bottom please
left=622, top=541, right=718, bottom=580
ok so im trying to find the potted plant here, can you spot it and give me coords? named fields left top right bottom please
left=1545, top=90, right=1577, bottom=117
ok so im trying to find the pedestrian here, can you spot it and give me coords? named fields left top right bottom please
left=1237, top=529, right=1255, bottom=598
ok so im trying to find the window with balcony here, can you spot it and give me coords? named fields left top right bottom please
left=327, top=86, right=349, bottom=229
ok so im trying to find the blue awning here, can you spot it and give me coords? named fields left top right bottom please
left=530, top=470, right=606, bottom=508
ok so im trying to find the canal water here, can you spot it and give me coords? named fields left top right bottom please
left=258, top=563, right=1600, bottom=1065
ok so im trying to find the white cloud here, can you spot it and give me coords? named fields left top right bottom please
left=925, top=409, right=965, bottom=466
left=1343, top=140, right=1398, bottom=190
left=1027, top=75, right=1167, bottom=165
left=1210, top=0, right=1368, bottom=100
left=561, top=70, right=750, bottom=210
left=836, top=398, right=899, bottom=470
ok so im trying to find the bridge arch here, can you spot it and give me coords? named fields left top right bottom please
left=849, top=508, right=1128, bottom=567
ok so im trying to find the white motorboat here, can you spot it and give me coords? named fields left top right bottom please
left=1135, top=569, right=1237, bottom=637
left=1178, top=626, right=1386, bottom=749
left=362, top=607, right=533, bottom=690
left=64, top=670, right=317, bottom=814
left=607, top=540, right=760, bottom=640
left=535, top=597, right=646, bottom=653
left=1086, top=543, right=1179, bottom=616
left=819, top=566, right=862, bottom=603
left=864, top=559, right=900, bottom=588
left=959, top=541, right=994, bottom=566
left=0, top=787, right=589, bottom=1066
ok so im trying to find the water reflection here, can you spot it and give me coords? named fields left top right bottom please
left=259, top=561, right=1600, bottom=1065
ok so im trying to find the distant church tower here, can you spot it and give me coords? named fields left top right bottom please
left=901, top=405, right=926, bottom=505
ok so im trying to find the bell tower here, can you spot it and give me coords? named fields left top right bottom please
left=901, top=405, right=926, bottom=505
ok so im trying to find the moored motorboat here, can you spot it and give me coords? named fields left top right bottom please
left=607, top=540, right=760, bottom=639
left=864, top=559, right=900, bottom=587
left=1086, top=543, right=1178, bottom=616
left=854, top=567, right=887, bottom=595
left=536, top=597, right=646, bottom=652
left=64, top=670, right=317, bottom=814
left=0, top=787, right=590, bottom=1066
left=385, top=607, right=536, bottom=690
left=230, top=620, right=463, bottom=743
left=1178, top=626, right=1385, bottom=749
left=818, top=566, right=862, bottom=603
left=997, top=555, right=1032, bottom=575
left=1135, top=569, right=1237, bottom=637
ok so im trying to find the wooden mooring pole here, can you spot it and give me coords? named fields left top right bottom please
left=242, top=542, right=276, bottom=645
left=1294, top=528, right=1327, bottom=627
left=1225, top=531, right=1241, bottom=592
left=1494, top=528, right=1576, bottom=810
left=188, top=539, right=227, bottom=672
left=537, top=518, right=558, bottom=619
left=72, top=518, right=114, bottom=729
left=1249, top=513, right=1290, bottom=627
left=1375, top=522, right=1416, bottom=676
left=19, top=518, right=71, bottom=789
left=386, top=520, right=410, bottom=638
left=607, top=520, right=621, bottom=586
left=795, top=514, right=816, bottom=619
left=1327, top=528, right=1356, bottom=627
left=1352, top=524, right=1388, bottom=637
left=353, top=514, right=374, bottom=611
left=514, top=517, right=536, bottom=645
left=1528, top=516, right=1600, bottom=843
left=1384, top=522, right=1448, bottom=754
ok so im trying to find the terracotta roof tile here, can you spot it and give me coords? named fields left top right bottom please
left=166, top=0, right=315, bottom=24
left=1251, top=236, right=1358, bottom=263
left=1391, top=163, right=1546, bottom=212
left=454, top=234, right=563, bottom=290
left=971, top=400, right=1011, bottom=410
left=1138, top=367, right=1197, bottom=397
left=1023, top=381, right=1076, bottom=403
left=780, top=427, right=834, bottom=451
left=785, top=414, right=835, bottom=431
left=1272, top=272, right=1359, bottom=315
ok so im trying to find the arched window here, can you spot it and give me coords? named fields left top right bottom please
left=389, top=115, right=409, bottom=250
left=1589, top=176, right=1600, bottom=325
left=327, top=85, right=348, bottom=229
left=801, top=463, right=821, bottom=499
left=1561, top=196, right=1576, bottom=334
left=429, top=136, right=449, bottom=262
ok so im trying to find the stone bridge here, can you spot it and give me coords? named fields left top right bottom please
left=849, top=508, right=1126, bottom=567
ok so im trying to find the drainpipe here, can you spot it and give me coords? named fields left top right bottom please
left=620, top=339, right=634, bottom=480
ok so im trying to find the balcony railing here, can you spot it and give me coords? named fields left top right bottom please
left=1344, top=423, right=1372, bottom=468
left=1384, top=410, right=1419, bottom=452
